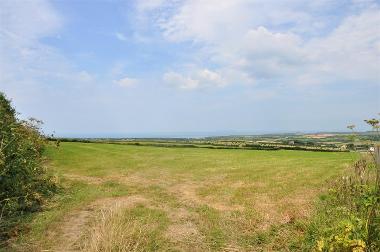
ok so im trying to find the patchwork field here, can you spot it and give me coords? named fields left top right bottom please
left=17, top=142, right=355, bottom=251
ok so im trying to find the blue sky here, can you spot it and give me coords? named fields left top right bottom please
left=1, top=0, right=379, bottom=137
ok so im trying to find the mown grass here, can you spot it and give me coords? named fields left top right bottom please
left=9, top=142, right=355, bottom=251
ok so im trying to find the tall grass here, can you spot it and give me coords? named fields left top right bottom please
left=80, top=204, right=168, bottom=252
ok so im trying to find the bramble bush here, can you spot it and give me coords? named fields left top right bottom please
left=0, top=92, right=57, bottom=244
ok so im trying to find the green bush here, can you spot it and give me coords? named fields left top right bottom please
left=0, top=92, right=57, bottom=243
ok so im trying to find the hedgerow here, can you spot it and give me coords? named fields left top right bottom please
left=0, top=92, right=57, bottom=244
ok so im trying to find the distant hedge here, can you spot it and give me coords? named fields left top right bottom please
left=50, top=139, right=346, bottom=152
left=0, top=92, right=57, bottom=243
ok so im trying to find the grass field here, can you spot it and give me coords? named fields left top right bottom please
left=14, top=142, right=355, bottom=251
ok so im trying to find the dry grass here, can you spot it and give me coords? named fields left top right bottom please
left=80, top=204, right=158, bottom=252
left=45, top=196, right=149, bottom=251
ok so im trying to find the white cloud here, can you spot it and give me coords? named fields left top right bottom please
left=0, top=0, right=95, bottom=96
left=114, top=77, right=139, bottom=87
left=198, top=69, right=226, bottom=87
left=305, top=9, right=380, bottom=83
left=163, top=71, right=199, bottom=89
left=138, top=0, right=380, bottom=89
left=242, top=27, right=302, bottom=60
left=115, top=32, right=127, bottom=41
left=136, top=0, right=167, bottom=12
left=151, top=0, right=344, bottom=43
left=0, top=0, right=62, bottom=41
left=163, top=68, right=226, bottom=90
left=158, top=0, right=251, bottom=42
left=236, top=26, right=305, bottom=80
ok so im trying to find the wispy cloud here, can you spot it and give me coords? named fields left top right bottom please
left=114, top=77, right=139, bottom=87
left=163, top=71, right=199, bottom=90
left=163, top=68, right=226, bottom=90
left=0, top=0, right=95, bottom=92
left=115, top=32, right=127, bottom=41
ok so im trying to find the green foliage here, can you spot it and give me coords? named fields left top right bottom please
left=0, top=92, right=57, bottom=243
left=304, top=157, right=380, bottom=251
left=316, top=218, right=367, bottom=252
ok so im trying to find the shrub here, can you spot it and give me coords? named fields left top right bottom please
left=312, top=157, right=379, bottom=251
left=0, top=92, right=57, bottom=243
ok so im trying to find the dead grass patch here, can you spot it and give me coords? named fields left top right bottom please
left=165, top=222, right=204, bottom=250
left=49, top=195, right=148, bottom=251
left=169, top=182, right=244, bottom=212
left=64, top=174, right=105, bottom=185
left=253, top=189, right=317, bottom=230
left=80, top=203, right=165, bottom=252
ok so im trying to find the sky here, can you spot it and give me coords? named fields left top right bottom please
left=0, top=0, right=379, bottom=137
